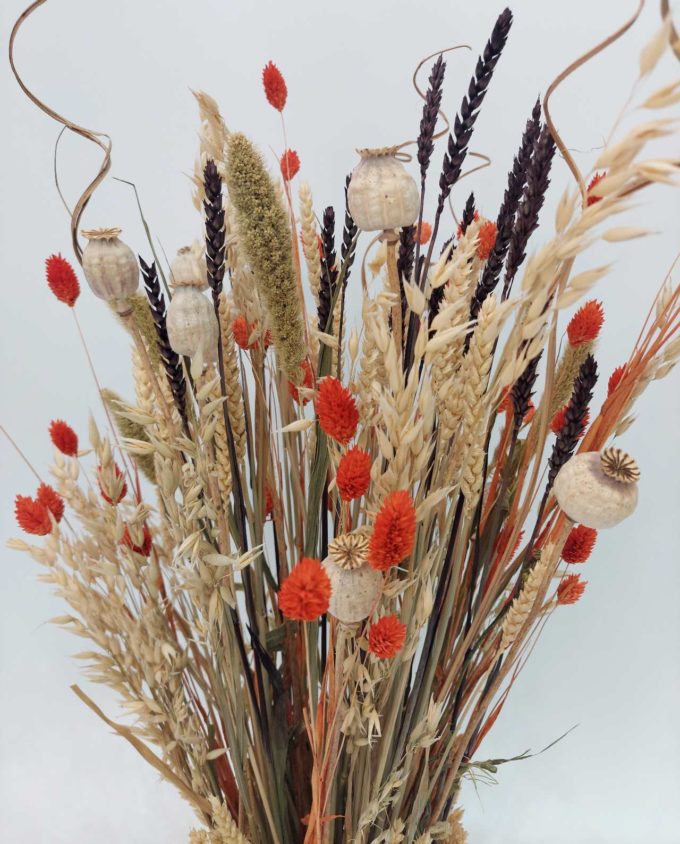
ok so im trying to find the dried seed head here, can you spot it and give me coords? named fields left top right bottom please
left=81, top=227, right=123, bottom=240
left=328, top=530, right=369, bottom=571
left=600, top=447, right=640, bottom=484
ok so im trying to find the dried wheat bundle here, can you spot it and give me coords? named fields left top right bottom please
left=7, top=4, right=680, bottom=843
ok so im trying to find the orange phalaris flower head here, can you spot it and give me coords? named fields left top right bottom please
left=262, top=61, right=287, bottom=111
left=336, top=446, right=371, bottom=502
left=562, top=525, right=597, bottom=564
left=264, top=485, right=275, bottom=518
left=15, top=494, right=52, bottom=535
left=607, top=364, right=626, bottom=396
left=98, top=463, right=128, bottom=505
left=37, top=483, right=64, bottom=523
left=49, top=419, right=78, bottom=456
left=288, top=359, right=314, bottom=404
left=368, top=490, right=417, bottom=572
left=557, top=573, right=587, bottom=605
left=280, top=149, right=300, bottom=181
left=278, top=557, right=331, bottom=621
left=121, top=523, right=153, bottom=556
left=316, top=377, right=359, bottom=445
left=369, top=614, right=407, bottom=659
left=567, top=300, right=604, bottom=347
left=476, top=220, right=497, bottom=260
left=586, top=171, right=606, bottom=206
left=417, top=221, right=432, bottom=245
left=232, top=315, right=254, bottom=350
left=45, top=254, right=80, bottom=307
left=550, top=404, right=590, bottom=437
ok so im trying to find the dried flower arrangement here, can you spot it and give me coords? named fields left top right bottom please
left=6, top=1, right=680, bottom=842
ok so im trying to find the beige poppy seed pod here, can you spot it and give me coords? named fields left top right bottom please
left=553, top=449, right=639, bottom=529
left=166, top=287, right=218, bottom=362
left=81, top=228, right=139, bottom=310
left=347, top=147, right=419, bottom=232
left=322, top=531, right=383, bottom=625
left=170, top=242, right=209, bottom=291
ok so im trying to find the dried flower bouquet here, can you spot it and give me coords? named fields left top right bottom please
left=6, top=2, right=680, bottom=842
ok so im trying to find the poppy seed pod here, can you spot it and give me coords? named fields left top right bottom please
left=170, top=242, right=209, bottom=290
left=554, top=449, right=639, bottom=529
left=322, top=531, right=383, bottom=625
left=166, top=287, right=219, bottom=362
left=81, top=228, right=139, bottom=310
left=347, top=147, right=419, bottom=232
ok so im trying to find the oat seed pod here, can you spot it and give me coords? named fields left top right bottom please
left=225, top=132, right=306, bottom=382
left=167, top=287, right=219, bottom=362
left=322, top=531, right=383, bottom=625
left=553, top=449, right=639, bottom=528
left=81, top=227, right=139, bottom=310
left=347, top=147, right=420, bottom=232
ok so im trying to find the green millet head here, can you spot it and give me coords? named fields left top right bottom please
left=225, top=132, right=306, bottom=383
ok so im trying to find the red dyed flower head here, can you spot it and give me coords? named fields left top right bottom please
left=557, top=573, right=587, bottom=605
left=280, top=149, right=300, bottom=181
left=586, top=171, right=606, bottom=206
left=369, top=615, right=407, bottom=659
left=37, top=483, right=64, bottom=523
left=121, top=523, right=153, bottom=556
left=14, top=483, right=64, bottom=535
left=368, top=490, right=417, bottom=572
left=98, top=462, right=127, bottom=505
left=45, top=254, right=80, bottom=307
left=476, top=220, right=497, bottom=260
left=567, top=300, right=604, bottom=347
left=336, top=446, right=371, bottom=502
left=15, top=495, right=52, bottom=536
left=232, top=315, right=255, bottom=350
left=264, top=485, right=275, bottom=518
left=562, top=525, right=597, bottom=564
left=49, top=420, right=78, bottom=456
left=550, top=404, right=589, bottom=437
left=262, top=61, right=287, bottom=111
left=316, top=377, right=359, bottom=445
left=278, top=557, right=331, bottom=621
left=288, top=359, right=315, bottom=404
left=607, top=364, right=626, bottom=397
left=417, top=221, right=432, bottom=245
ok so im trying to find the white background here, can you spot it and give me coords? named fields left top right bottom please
left=1, top=0, right=679, bottom=841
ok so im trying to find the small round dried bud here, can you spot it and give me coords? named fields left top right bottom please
left=554, top=451, right=638, bottom=529
left=328, top=531, right=369, bottom=571
left=600, top=447, right=640, bottom=484
left=170, top=242, right=209, bottom=290
left=81, top=227, right=139, bottom=310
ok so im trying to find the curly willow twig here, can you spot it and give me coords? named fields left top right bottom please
left=9, top=0, right=112, bottom=264
left=543, top=0, right=645, bottom=202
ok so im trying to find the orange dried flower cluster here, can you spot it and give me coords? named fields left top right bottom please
left=264, top=485, right=275, bottom=518
left=262, top=61, right=287, bottom=111
left=98, top=463, right=127, bottom=505
left=476, top=220, right=497, bottom=260
left=280, top=149, right=300, bottom=181
left=316, top=377, right=358, bottom=445
left=368, top=490, right=416, bottom=571
left=562, top=525, right=597, bottom=564
left=45, top=254, right=80, bottom=307
left=288, top=359, right=314, bottom=404
left=369, top=615, right=406, bottom=659
left=49, top=419, right=78, bottom=456
left=586, top=171, right=606, bottom=206
left=557, top=574, right=587, bottom=605
left=278, top=558, right=331, bottom=621
left=121, top=523, right=153, bottom=556
left=336, top=446, right=371, bottom=501
left=567, top=300, right=604, bottom=346
left=232, top=316, right=271, bottom=351
left=15, top=483, right=64, bottom=536
left=607, top=364, right=626, bottom=396
left=417, top=221, right=432, bottom=245
left=550, top=404, right=590, bottom=437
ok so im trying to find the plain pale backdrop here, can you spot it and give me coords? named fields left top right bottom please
left=1, top=0, right=679, bottom=841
